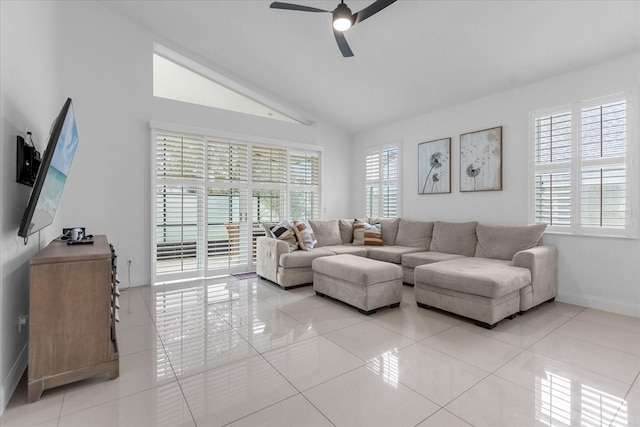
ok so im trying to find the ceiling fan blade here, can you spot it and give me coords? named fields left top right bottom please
left=333, top=28, right=354, bottom=57
left=353, top=0, right=396, bottom=25
left=270, top=2, right=330, bottom=13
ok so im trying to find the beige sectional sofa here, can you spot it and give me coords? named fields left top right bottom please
left=256, top=218, right=557, bottom=328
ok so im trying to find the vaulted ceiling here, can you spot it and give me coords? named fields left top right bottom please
left=100, top=0, right=640, bottom=135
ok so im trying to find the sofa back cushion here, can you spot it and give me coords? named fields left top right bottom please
left=395, top=220, right=434, bottom=249
left=338, top=219, right=355, bottom=244
left=292, top=220, right=318, bottom=251
left=309, top=219, right=342, bottom=247
left=430, top=221, right=478, bottom=256
left=270, top=221, right=298, bottom=251
left=475, top=224, right=546, bottom=260
left=368, top=217, right=400, bottom=246
left=353, top=220, right=383, bottom=246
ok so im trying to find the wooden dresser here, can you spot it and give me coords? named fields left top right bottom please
left=28, top=235, right=119, bottom=402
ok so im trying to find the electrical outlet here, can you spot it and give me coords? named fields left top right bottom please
left=18, top=314, right=28, bottom=333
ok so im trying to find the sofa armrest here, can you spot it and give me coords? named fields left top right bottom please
left=512, top=245, right=558, bottom=310
left=256, top=236, right=290, bottom=283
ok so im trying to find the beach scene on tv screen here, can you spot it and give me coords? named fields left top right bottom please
left=29, top=104, right=79, bottom=233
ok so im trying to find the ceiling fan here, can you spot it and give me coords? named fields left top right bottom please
left=270, top=0, right=397, bottom=57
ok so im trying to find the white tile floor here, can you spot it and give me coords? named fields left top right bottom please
left=2, top=276, right=639, bottom=427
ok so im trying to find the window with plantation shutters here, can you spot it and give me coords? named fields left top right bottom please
left=206, top=141, right=250, bottom=270
left=580, top=101, right=627, bottom=230
left=153, top=129, right=322, bottom=282
left=156, top=134, right=205, bottom=181
left=290, top=152, right=319, bottom=186
left=252, top=189, right=286, bottom=223
left=365, top=152, right=380, bottom=217
left=156, top=135, right=206, bottom=277
left=366, top=146, right=400, bottom=218
left=252, top=146, right=287, bottom=184
left=290, top=151, right=320, bottom=220
left=531, top=94, right=636, bottom=237
left=533, top=111, right=572, bottom=227
left=207, top=141, right=248, bottom=183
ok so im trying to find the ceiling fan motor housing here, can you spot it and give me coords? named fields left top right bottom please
left=270, top=0, right=397, bottom=56
left=333, top=3, right=354, bottom=31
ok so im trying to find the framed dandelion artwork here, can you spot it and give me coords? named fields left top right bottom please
left=460, top=126, right=502, bottom=192
left=418, top=138, right=451, bottom=194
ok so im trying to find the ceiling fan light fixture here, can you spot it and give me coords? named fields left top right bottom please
left=332, top=3, right=353, bottom=31
left=333, top=16, right=352, bottom=31
left=270, top=0, right=397, bottom=57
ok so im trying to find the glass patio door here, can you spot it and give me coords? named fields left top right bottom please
left=154, top=136, right=253, bottom=282
left=206, top=188, right=250, bottom=273
left=153, top=131, right=321, bottom=283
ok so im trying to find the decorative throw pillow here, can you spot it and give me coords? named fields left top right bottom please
left=292, top=220, right=318, bottom=251
left=270, top=221, right=298, bottom=251
left=352, top=220, right=383, bottom=246
left=261, top=222, right=277, bottom=238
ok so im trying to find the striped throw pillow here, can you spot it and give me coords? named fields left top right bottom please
left=352, top=220, right=383, bottom=246
left=270, top=221, right=298, bottom=251
left=292, top=220, right=317, bottom=251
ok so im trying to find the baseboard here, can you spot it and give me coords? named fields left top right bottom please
left=0, top=343, right=28, bottom=416
left=557, top=290, right=640, bottom=317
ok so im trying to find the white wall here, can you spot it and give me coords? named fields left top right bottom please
left=0, top=0, right=66, bottom=413
left=0, top=0, right=351, bottom=413
left=351, top=53, right=640, bottom=316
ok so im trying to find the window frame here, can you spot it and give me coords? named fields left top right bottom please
left=153, top=43, right=312, bottom=125
left=150, top=122, right=323, bottom=283
left=365, top=143, right=402, bottom=218
left=528, top=91, right=638, bottom=238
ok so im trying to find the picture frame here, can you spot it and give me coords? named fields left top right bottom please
left=460, top=126, right=502, bottom=192
left=418, top=138, right=451, bottom=194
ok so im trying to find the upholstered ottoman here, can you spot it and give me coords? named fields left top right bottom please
left=414, top=257, right=531, bottom=329
left=312, top=254, right=403, bottom=315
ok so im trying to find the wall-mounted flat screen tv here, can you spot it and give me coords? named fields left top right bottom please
left=18, top=98, right=79, bottom=238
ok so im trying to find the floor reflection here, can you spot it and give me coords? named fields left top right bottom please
left=154, top=281, right=255, bottom=377
left=536, top=370, right=627, bottom=426
left=368, top=350, right=400, bottom=389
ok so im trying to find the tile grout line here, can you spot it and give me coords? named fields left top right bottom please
left=222, top=278, right=337, bottom=427
left=125, top=282, right=636, bottom=427
left=143, top=291, right=199, bottom=427
left=56, top=293, right=164, bottom=422
left=607, top=370, right=640, bottom=427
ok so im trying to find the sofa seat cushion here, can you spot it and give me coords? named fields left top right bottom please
left=322, top=245, right=368, bottom=257
left=312, top=254, right=402, bottom=286
left=414, top=257, right=531, bottom=299
left=366, top=246, right=424, bottom=264
left=279, top=248, right=335, bottom=268
left=401, top=251, right=466, bottom=268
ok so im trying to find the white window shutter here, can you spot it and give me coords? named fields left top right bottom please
left=365, top=146, right=399, bottom=218
left=532, top=95, right=633, bottom=237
